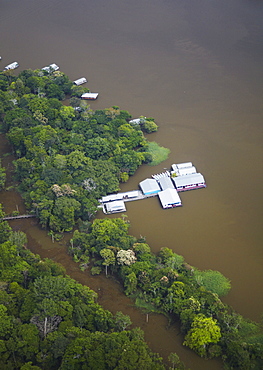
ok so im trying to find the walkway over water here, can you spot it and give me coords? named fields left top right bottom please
left=2, top=214, right=36, bottom=221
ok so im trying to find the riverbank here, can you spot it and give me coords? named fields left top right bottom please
left=0, top=134, right=223, bottom=369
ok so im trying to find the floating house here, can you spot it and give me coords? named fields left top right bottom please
left=158, top=176, right=175, bottom=191
left=173, top=173, right=206, bottom=192
left=103, top=200, right=126, bottom=214
left=41, top=63, right=59, bottom=72
left=158, top=188, right=182, bottom=209
left=139, top=178, right=161, bottom=196
left=129, top=117, right=146, bottom=125
left=81, top=92, right=99, bottom=100
left=99, top=161, right=206, bottom=213
left=174, top=162, right=193, bottom=169
left=74, top=77, right=87, bottom=85
left=171, top=162, right=197, bottom=176
left=4, top=62, right=19, bottom=70
left=177, top=166, right=197, bottom=176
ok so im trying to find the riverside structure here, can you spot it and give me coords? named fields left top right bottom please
left=100, top=162, right=206, bottom=214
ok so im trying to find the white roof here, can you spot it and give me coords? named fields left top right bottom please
left=173, top=173, right=205, bottom=187
left=42, top=63, right=59, bottom=72
left=81, top=93, right=99, bottom=99
left=4, top=62, right=19, bottom=70
left=129, top=117, right=146, bottom=125
left=139, top=178, right=160, bottom=194
left=158, top=188, right=181, bottom=208
left=101, top=190, right=140, bottom=203
left=74, top=77, right=87, bottom=85
left=105, top=200, right=126, bottom=213
left=158, top=176, right=175, bottom=190
left=129, top=118, right=141, bottom=124
left=176, top=162, right=193, bottom=169
left=178, top=166, right=197, bottom=176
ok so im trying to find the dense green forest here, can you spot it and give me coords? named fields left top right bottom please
left=0, top=67, right=166, bottom=238
left=0, top=209, right=166, bottom=369
left=69, top=218, right=263, bottom=369
left=0, top=68, right=263, bottom=369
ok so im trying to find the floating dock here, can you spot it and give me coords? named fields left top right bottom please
left=99, top=162, right=206, bottom=213
left=81, top=92, right=99, bottom=100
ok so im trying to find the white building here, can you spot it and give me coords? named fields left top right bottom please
left=73, top=77, right=87, bottom=85
left=139, top=178, right=161, bottom=195
left=100, top=190, right=140, bottom=203
left=158, top=188, right=182, bottom=208
left=177, top=166, right=197, bottom=176
left=129, top=117, right=146, bottom=125
left=42, top=63, right=59, bottom=72
left=173, top=173, right=206, bottom=191
left=103, top=200, right=126, bottom=214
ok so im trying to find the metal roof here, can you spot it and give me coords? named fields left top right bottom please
left=158, top=188, right=182, bottom=208
left=104, top=200, right=126, bottom=213
left=81, top=93, right=99, bottom=100
left=158, top=176, right=175, bottom=190
left=139, top=178, right=160, bottom=194
left=74, top=77, right=87, bottom=85
left=178, top=166, right=197, bottom=176
left=173, top=173, right=205, bottom=187
left=101, top=190, right=140, bottom=203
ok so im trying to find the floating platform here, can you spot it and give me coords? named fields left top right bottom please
left=81, top=92, right=99, bottom=100
left=99, top=161, right=206, bottom=213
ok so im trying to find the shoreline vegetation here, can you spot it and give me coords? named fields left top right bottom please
left=0, top=68, right=262, bottom=369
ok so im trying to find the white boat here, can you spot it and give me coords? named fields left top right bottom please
left=74, top=77, right=87, bottom=85
left=4, top=62, right=19, bottom=70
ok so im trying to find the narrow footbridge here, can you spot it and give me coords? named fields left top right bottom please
left=2, top=214, right=36, bottom=221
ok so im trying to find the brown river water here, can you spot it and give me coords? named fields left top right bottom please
left=1, top=1, right=263, bottom=369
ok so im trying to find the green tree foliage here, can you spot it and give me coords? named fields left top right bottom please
left=0, top=68, right=164, bottom=233
left=0, top=234, right=165, bottom=369
left=183, top=314, right=221, bottom=357
left=100, top=248, right=115, bottom=276
left=0, top=160, right=6, bottom=190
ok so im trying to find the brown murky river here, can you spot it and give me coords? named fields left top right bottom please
left=1, top=1, right=263, bottom=368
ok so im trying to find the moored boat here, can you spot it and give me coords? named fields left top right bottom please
left=4, top=61, right=19, bottom=70
left=74, top=77, right=87, bottom=85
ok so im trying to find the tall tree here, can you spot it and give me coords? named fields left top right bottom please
left=183, top=314, right=221, bottom=357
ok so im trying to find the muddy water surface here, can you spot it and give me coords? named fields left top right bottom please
left=1, top=0, right=263, bottom=368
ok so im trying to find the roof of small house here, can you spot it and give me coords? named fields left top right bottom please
left=178, top=166, right=197, bottom=176
left=139, top=178, right=161, bottom=194
left=105, top=200, right=126, bottom=213
left=158, top=188, right=181, bottom=207
left=74, top=77, right=87, bottom=85
left=173, top=173, right=205, bottom=187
